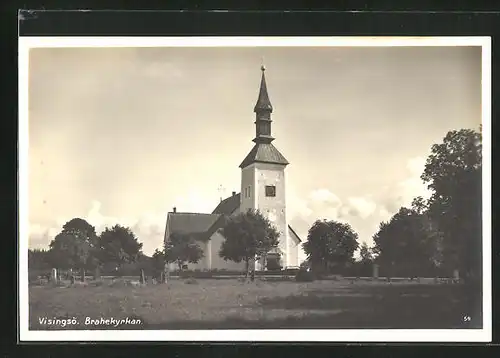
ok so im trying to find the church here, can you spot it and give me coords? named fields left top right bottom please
left=163, top=66, right=302, bottom=271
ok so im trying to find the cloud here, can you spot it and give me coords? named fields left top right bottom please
left=406, top=156, right=426, bottom=176
left=378, top=156, right=432, bottom=214
left=288, top=156, right=434, bottom=262
left=28, top=200, right=168, bottom=256
left=308, top=189, right=342, bottom=206
left=345, top=197, right=377, bottom=219
left=28, top=188, right=222, bottom=256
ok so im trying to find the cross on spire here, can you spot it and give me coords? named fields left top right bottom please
left=217, top=184, right=226, bottom=202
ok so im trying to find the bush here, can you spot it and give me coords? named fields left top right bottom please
left=295, top=269, right=315, bottom=282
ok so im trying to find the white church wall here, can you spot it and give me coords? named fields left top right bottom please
left=287, top=228, right=300, bottom=267
left=208, top=231, right=247, bottom=271
left=168, top=241, right=210, bottom=271
left=254, top=162, right=288, bottom=266
left=240, top=164, right=256, bottom=214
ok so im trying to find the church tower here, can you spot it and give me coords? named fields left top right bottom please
left=239, top=65, right=290, bottom=269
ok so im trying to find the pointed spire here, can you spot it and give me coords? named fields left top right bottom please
left=254, top=65, right=273, bottom=113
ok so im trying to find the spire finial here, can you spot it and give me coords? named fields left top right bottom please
left=254, top=62, right=272, bottom=113
left=260, top=56, right=265, bottom=71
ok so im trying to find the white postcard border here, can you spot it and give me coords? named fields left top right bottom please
left=18, top=36, right=492, bottom=342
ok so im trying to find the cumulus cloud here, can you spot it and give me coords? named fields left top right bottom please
left=29, top=200, right=169, bottom=256
left=345, top=197, right=377, bottom=219
left=308, top=189, right=342, bottom=206
left=28, top=188, right=224, bottom=256
left=288, top=156, right=434, bottom=263
left=378, top=156, right=432, bottom=215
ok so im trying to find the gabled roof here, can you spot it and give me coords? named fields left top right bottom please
left=212, top=193, right=240, bottom=215
left=288, top=225, right=302, bottom=243
left=165, top=212, right=221, bottom=241
left=239, top=143, right=289, bottom=169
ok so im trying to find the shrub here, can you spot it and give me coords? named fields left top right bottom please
left=295, top=269, right=315, bottom=282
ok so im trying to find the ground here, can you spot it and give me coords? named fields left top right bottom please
left=29, top=278, right=482, bottom=330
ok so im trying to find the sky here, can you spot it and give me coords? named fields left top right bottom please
left=27, top=45, right=482, bottom=261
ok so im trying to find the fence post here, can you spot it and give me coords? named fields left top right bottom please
left=51, top=268, right=58, bottom=283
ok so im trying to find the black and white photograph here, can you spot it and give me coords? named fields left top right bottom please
left=19, top=37, right=491, bottom=342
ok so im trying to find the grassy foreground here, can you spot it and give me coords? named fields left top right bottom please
left=29, top=278, right=482, bottom=330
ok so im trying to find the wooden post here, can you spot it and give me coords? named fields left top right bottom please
left=80, top=268, right=85, bottom=282
left=140, top=269, right=145, bottom=284
left=372, top=264, right=379, bottom=279
left=163, top=263, right=169, bottom=283
left=51, top=268, right=58, bottom=283
left=94, top=266, right=101, bottom=280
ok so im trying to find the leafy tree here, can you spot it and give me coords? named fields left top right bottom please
left=411, top=196, right=428, bottom=215
left=302, top=219, right=359, bottom=274
left=164, top=232, right=204, bottom=271
left=48, top=231, right=91, bottom=274
left=47, top=218, right=99, bottom=277
left=421, top=128, right=482, bottom=280
left=219, top=210, right=280, bottom=277
left=61, top=218, right=98, bottom=246
left=28, top=248, right=51, bottom=270
left=372, top=207, right=438, bottom=278
left=61, top=218, right=100, bottom=270
left=98, top=225, right=143, bottom=269
left=359, top=242, right=373, bottom=263
left=152, top=248, right=165, bottom=275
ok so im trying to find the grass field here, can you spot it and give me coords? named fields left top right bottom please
left=29, top=278, right=482, bottom=330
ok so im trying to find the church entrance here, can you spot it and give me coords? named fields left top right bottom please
left=265, top=252, right=282, bottom=271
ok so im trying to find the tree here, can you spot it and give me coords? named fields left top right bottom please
left=219, top=210, right=280, bottom=277
left=359, top=242, right=374, bottom=264
left=61, top=218, right=100, bottom=271
left=98, top=225, right=143, bottom=269
left=421, top=128, right=482, bottom=280
left=28, top=248, right=51, bottom=270
left=151, top=248, right=165, bottom=276
left=164, top=232, right=204, bottom=271
left=47, top=218, right=99, bottom=274
left=411, top=196, right=428, bottom=215
left=302, top=219, right=359, bottom=274
left=48, top=231, right=91, bottom=275
left=372, top=207, right=438, bottom=278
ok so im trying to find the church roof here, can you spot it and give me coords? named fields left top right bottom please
left=239, top=143, right=289, bottom=169
left=165, top=212, right=221, bottom=240
left=212, top=193, right=241, bottom=214
left=165, top=205, right=301, bottom=243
